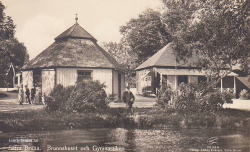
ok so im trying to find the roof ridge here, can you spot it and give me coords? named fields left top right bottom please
left=136, top=43, right=173, bottom=70
left=23, top=41, right=60, bottom=69
left=94, top=42, right=124, bottom=70
left=78, top=25, right=96, bottom=41
left=54, top=23, right=96, bottom=41
left=237, top=77, right=250, bottom=89
left=68, top=23, right=77, bottom=38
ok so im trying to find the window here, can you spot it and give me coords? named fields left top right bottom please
left=198, top=76, right=207, bottom=83
left=77, top=70, right=92, bottom=82
left=144, top=76, right=151, bottom=82
left=14, top=76, right=18, bottom=85
left=33, top=70, right=42, bottom=87
left=178, top=75, right=188, bottom=84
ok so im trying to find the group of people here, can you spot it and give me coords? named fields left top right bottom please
left=18, top=84, right=135, bottom=111
left=18, top=85, right=40, bottom=105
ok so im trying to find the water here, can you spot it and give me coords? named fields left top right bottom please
left=0, top=127, right=249, bottom=152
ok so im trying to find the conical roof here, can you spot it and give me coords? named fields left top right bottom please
left=136, top=43, right=195, bottom=70
left=22, top=23, right=124, bottom=71
left=54, top=23, right=97, bottom=41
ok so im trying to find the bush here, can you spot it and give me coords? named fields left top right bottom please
left=68, top=81, right=108, bottom=111
left=46, top=80, right=114, bottom=113
left=239, top=89, right=250, bottom=100
left=157, top=82, right=233, bottom=112
left=137, top=116, right=154, bottom=127
left=44, top=96, right=59, bottom=112
left=45, top=84, right=74, bottom=112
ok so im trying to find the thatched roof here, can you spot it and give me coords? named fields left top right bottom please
left=136, top=43, right=196, bottom=70
left=23, top=23, right=124, bottom=71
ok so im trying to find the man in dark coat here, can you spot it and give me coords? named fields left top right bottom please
left=25, top=85, right=31, bottom=104
left=122, top=86, right=135, bottom=113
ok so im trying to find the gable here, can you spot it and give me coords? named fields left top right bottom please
left=136, top=43, right=196, bottom=70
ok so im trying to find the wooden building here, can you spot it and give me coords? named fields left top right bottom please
left=136, top=43, right=239, bottom=96
left=21, top=21, right=125, bottom=100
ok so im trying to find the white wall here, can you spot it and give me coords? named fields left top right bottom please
left=22, top=71, right=33, bottom=89
left=136, top=70, right=151, bottom=94
left=112, top=70, right=125, bottom=100
left=113, top=70, right=118, bottom=97
left=42, top=69, right=55, bottom=95
left=56, top=68, right=113, bottom=94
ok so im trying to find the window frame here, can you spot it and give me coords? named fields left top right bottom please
left=77, top=70, right=93, bottom=82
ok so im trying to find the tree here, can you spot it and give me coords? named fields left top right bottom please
left=120, top=8, right=171, bottom=63
left=162, top=0, right=250, bottom=77
left=0, top=2, right=29, bottom=87
left=0, top=2, right=15, bottom=40
left=102, top=42, right=138, bottom=86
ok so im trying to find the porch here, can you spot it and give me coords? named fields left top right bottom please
left=137, top=68, right=238, bottom=97
left=157, top=69, right=238, bottom=97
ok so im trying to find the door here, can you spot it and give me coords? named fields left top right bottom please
left=118, top=73, right=121, bottom=99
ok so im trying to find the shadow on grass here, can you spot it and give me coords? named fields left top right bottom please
left=7, top=90, right=18, bottom=93
left=0, top=93, right=8, bottom=98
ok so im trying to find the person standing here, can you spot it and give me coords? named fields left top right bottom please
left=25, top=85, right=31, bottom=104
left=18, top=85, right=24, bottom=105
left=122, top=86, right=135, bottom=114
left=34, top=87, right=40, bottom=104
left=31, top=86, right=36, bottom=104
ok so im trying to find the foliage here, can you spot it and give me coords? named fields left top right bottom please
left=161, top=0, right=250, bottom=75
left=157, top=82, right=233, bottom=112
left=0, top=2, right=15, bottom=40
left=101, top=42, right=138, bottom=86
left=239, top=89, right=250, bottom=100
left=46, top=81, right=113, bottom=113
left=68, top=81, right=108, bottom=112
left=120, top=8, right=171, bottom=63
left=0, top=2, right=29, bottom=87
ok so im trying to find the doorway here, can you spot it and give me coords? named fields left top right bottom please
left=118, top=74, right=121, bottom=99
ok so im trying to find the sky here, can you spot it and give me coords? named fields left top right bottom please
left=1, top=0, right=163, bottom=59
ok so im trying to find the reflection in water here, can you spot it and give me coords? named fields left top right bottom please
left=0, top=128, right=249, bottom=152
left=125, top=129, right=136, bottom=152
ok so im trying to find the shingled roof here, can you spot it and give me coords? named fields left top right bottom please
left=22, top=23, right=124, bottom=71
left=237, top=77, right=250, bottom=89
left=136, top=43, right=195, bottom=70
left=54, top=23, right=97, bottom=41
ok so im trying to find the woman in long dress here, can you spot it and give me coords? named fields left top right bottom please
left=18, top=85, right=24, bottom=105
left=34, top=87, right=40, bottom=104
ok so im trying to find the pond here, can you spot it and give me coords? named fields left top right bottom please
left=0, top=127, right=249, bottom=152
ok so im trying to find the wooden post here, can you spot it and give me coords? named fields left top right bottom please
left=18, top=75, right=20, bottom=86
left=160, top=74, right=162, bottom=90
left=221, top=77, right=223, bottom=93
left=13, top=76, right=15, bottom=88
left=175, top=75, right=178, bottom=90
left=234, top=76, right=236, bottom=98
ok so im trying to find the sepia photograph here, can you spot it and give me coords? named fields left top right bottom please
left=0, top=0, right=249, bottom=151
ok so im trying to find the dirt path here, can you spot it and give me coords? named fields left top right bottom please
left=223, top=99, right=250, bottom=111
left=0, top=90, right=43, bottom=112
left=1, top=88, right=250, bottom=112
left=109, top=95, right=156, bottom=108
